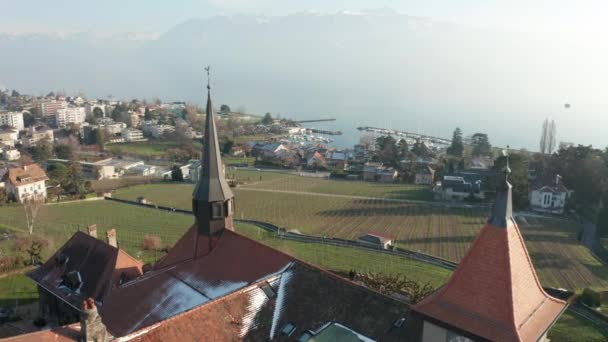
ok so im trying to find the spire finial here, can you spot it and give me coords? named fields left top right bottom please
left=205, top=66, right=211, bottom=90
left=502, top=145, right=511, bottom=184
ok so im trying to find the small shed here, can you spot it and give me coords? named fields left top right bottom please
left=358, top=232, right=394, bottom=249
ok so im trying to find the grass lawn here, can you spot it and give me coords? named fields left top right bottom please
left=107, top=140, right=203, bottom=158
left=0, top=273, right=38, bottom=307
left=549, top=311, right=608, bottom=342
left=112, top=183, right=608, bottom=291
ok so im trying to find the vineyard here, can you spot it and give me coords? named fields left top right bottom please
left=112, top=183, right=608, bottom=291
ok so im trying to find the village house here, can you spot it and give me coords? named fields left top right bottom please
left=22, top=125, right=54, bottom=148
left=414, top=166, right=435, bottom=185
left=306, top=151, right=327, bottom=169
left=0, top=146, right=21, bottom=161
left=0, top=127, right=19, bottom=147
left=362, top=162, right=399, bottom=183
left=1, top=163, right=48, bottom=202
left=326, top=150, right=349, bottom=169
left=529, top=175, right=570, bottom=214
left=436, top=169, right=495, bottom=201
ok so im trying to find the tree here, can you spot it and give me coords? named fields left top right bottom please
left=221, top=137, right=234, bottom=154
left=471, top=133, right=492, bottom=156
left=23, top=111, right=35, bottom=127
left=64, top=161, right=85, bottom=196
left=539, top=119, right=557, bottom=155
left=93, top=128, right=108, bottom=149
left=144, top=107, right=153, bottom=121
left=28, top=138, right=53, bottom=161
left=411, top=140, right=431, bottom=158
left=375, top=136, right=398, bottom=166
left=22, top=194, right=44, bottom=234
left=397, top=139, right=409, bottom=159
left=11, top=90, right=20, bottom=97
left=220, top=104, right=231, bottom=113
left=0, top=188, right=7, bottom=205
left=92, top=107, right=104, bottom=119
left=261, top=113, right=273, bottom=125
left=54, top=144, right=73, bottom=160
left=171, top=165, right=184, bottom=182
left=447, top=127, right=464, bottom=157
left=47, top=162, right=69, bottom=182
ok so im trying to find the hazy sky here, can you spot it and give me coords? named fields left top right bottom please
left=1, top=0, right=607, bottom=35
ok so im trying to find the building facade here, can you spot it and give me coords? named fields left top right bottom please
left=2, top=164, right=48, bottom=203
left=55, top=107, right=86, bottom=127
left=0, top=111, right=24, bottom=130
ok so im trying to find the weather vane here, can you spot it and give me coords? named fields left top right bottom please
left=205, top=66, right=211, bottom=90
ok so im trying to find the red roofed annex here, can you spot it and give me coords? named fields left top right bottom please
left=8, top=75, right=567, bottom=342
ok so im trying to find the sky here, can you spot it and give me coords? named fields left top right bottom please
left=1, top=0, right=607, bottom=35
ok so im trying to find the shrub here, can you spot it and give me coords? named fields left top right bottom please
left=142, top=234, right=162, bottom=251
left=580, top=288, right=601, bottom=308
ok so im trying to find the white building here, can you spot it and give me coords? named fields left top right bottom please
left=143, top=123, right=175, bottom=138
left=0, top=128, right=19, bottom=147
left=529, top=175, right=570, bottom=214
left=122, top=128, right=145, bottom=142
left=2, top=164, right=48, bottom=203
left=0, top=111, right=24, bottom=130
left=55, top=107, right=86, bottom=127
left=1, top=147, right=21, bottom=161
left=98, top=122, right=126, bottom=135
left=22, top=125, right=54, bottom=147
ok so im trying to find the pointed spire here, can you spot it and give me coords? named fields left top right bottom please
left=488, top=148, right=513, bottom=228
left=192, top=66, right=234, bottom=236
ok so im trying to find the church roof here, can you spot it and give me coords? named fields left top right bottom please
left=99, top=228, right=295, bottom=337
left=122, top=260, right=409, bottom=341
left=192, top=88, right=233, bottom=203
left=412, top=177, right=567, bottom=341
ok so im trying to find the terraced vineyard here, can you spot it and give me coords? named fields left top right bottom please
left=113, top=183, right=608, bottom=291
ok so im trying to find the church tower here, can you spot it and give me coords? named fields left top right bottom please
left=192, top=66, right=235, bottom=236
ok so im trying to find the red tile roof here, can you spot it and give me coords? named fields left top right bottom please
left=28, top=232, right=143, bottom=310
left=1, top=324, right=80, bottom=342
left=2, top=164, right=48, bottom=187
left=412, top=219, right=567, bottom=341
left=125, top=262, right=408, bottom=342
left=99, top=227, right=295, bottom=337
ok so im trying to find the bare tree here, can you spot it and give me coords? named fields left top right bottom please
left=22, top=194, right=44, bottom=234
left=539, top=119, right=548, bottom=155
left=547, top=120, right=556, bottom=155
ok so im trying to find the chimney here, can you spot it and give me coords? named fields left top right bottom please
left=80, top=298, right=110, bottom=342
left=87, top=224, right=97, bottom=239
left=106, top=229, right=117, bottom=248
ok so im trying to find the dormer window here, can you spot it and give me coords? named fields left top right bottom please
left=211, top=202, right=225, bottom=219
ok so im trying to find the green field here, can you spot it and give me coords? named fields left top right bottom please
left=107, top=140, right=203, bottom=157
left=112, top=183, right=608, bottom=291
left=229, top=169, right=433, bottom=200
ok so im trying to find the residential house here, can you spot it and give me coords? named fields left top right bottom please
left=415, top=166, right=435, bottom=185
left=327, top=150, right=349, bottom=169
left=0, top=111, right=25, bottom=130
left=253, top=142, right=288, bottom=158
left=362, top=162, right=399, bottom=183
left=0, top=128, right=19, bottom=147
left=2, top=164, right=48, bottom=202
left=125, top=164, right=156, bottom=177
left=358, top=232, right=394, bottom=249
left=436, top=169, right=495, bottom=201
left=1, top=147, right=21, bottom=161
left=470, top=156, right=494, bottom=169
left=142, top=122, right=175, bottom=138
left=307, top=151, right=327, bottom=169
left=529, top=175, right=570, bottom=214
left=22, top=125, right=54, bottom=147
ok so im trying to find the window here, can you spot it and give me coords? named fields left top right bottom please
left=297, top=331, right=313, bottom=342
left=260, top=282, right=276, bottom=299
left=226, top=199, right=233, bottom=216
left=280, top=322, right=296, bottom=336
left=211, top=202, right=224, bottom=219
